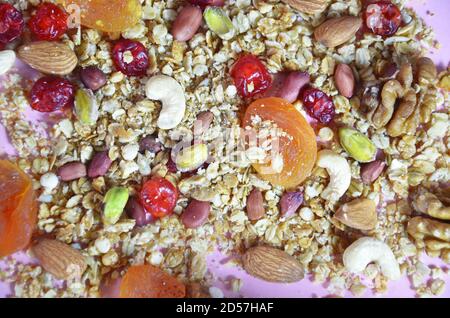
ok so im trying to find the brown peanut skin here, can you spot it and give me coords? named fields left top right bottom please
left=80, top=66, right=107, bottom=91
left=171, top=5, right=203, bottom=42
left=181, top=199, right=211, bottom=229
left=246, top=188, right=265, bottom=221
left=88, top=151, right=112, bottom=178
left=360, top=160, right=385, bottom=184
left=334, top=64, right=355, bottom=98
left=265, top=71, right=310, bottom=103
left=57, top=162, right=87, bottom=181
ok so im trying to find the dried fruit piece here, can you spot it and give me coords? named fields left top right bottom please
left=112, top=39, right=149, bottom=77
left=32, top=238, right=87, bottom=280
left=301, top=87, right=335, bottom=124
left=230, top=54, right=272, bottom=98
left=58, top=0, right=142, bottom=33
left=339, top=127, right=377, bottom=163
left=334, top=198, right=378, bottom=230
left=280, top=191, right=303, bottom=218
left=120, top=265, right=185, bottom=298
left=140, top=177, right=178, bottom=219
left=243, top=98, right=317, bottom=188
left=18, top=41, right=78, bottom=76
left=246, top=188, right=265, bottom=221
left=0, top=160, right=37, bottom=258
left=74, top=88, right=99, bottom=125
left=242, top=245, right=305, bottom=283
left=174, top=143, right=208, bottom=172
left=364, top=1, right=401, bottom=37
left=314, top=16, right=362, bottom=48
left=30, top=76, right=75, bottom=112
left=103, top=187, right=129, bottom=225
left=204, top=7, right=235, bottom=40
left=28, top=3, right=68, bottom=41
left=0, top=3, right=24, bottom=45
left=80, top=66, right=107, bottom=91
left=181, top=199, right=211, bottom=229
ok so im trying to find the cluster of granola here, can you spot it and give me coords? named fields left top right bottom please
left=0, top=0, right=448, bottom=297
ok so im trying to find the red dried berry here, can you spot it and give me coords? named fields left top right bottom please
left=364, top=1, right=401, bottom=37
left=230, top=54, right=272, bottom=98
left=140, top=177, right=178, bottom=219
left=0, top=3, right=24, bottom=45
left=112, top=39, right=149, bottom=77
left=30, top=76, right=75, bottom=113
left=301, top=87, right=335, bottom=124
left=28, top=3, right=68, bottom=41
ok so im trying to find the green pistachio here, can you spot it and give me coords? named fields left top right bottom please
left=203, top=7, right=235, bottom=40
left=103, top=187, right=129, bottom=225
left=338, top=127, right=377, bottom=163
left=175, top=143, right=208, bottom=172
left=74, top=88, right=99, bottom=125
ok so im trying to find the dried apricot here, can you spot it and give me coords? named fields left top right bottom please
left=0, top=160, right=38, bottom=258
left=119, top=265, right=186, bottom=298
left=242, top=97, right=317, bottom=189
left=58, top=0, right=142, bottom=33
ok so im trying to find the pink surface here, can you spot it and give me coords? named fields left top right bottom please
left=0, top=0, right=449, bottom=298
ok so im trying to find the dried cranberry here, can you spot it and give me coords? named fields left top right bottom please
left=301, top=87, right=335, bottom=124
left=0, top=3, right=24, bottom=45
left=364, top=1, right=401, bottom=37
left=112, top=39, right=149, bottom=77
left=28, top=3, right=68, bottom=41
left=140, top=177, right=178, bottom=219
left=30, top=76, right=75, bottom=112
left=230, top=54, right=272, bottom=98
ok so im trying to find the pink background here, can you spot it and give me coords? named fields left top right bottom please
left=0, top=0, right=449, bottom=298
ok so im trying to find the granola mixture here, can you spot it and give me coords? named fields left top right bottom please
left=0, top=0, right=449, bottom=298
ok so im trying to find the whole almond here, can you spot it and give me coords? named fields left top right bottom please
left=314, top=16, right=362, bottom=48
left=246, top=188, right=265, bottom=221
left=281, top=0, right=328, bottom=14
left=18, top=41, right=78, bottom=75
left=171, top=5, right=203, bottom=42
left=334, top=64, right=355, bottom=98
left=242, top=246, right=305, bottom=283
left=32, top=238, right=87, bottom=280
left=334, top=198, right=377, bottom=231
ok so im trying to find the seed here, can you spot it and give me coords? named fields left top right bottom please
left=360, top=160, right=386, bottom=184
left=57, top=162, right=87, bottom=181
left=181, top=199, right=211, bottom=229
left=74, top=88, right=99, bottom=125
left=338, top=127, right=377, bottom=163
left=171, top=5, right=203, bottom=42
left=88, top=151, right=112, bottom=178
left=175, top=143, right=208, bottom=172
left=246, top=188, right=265, bottom=221
left=203, top=7, right=235, bottom=40
left=194, top=111, right=214, bottom=135
left=80, top=66, right=107, bottom=91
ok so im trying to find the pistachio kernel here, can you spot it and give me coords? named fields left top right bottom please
left=175, top=143, right=208, bottom=172
left=338, top=127, right=377, bottom=163
left=203, top=7, right=235, bottom=40
left=74, top=88, right=99, bottom=125
left=103, top=187, right=130, bottom=225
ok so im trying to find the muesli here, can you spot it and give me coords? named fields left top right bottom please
left=0, top=0, right=448, bottom=298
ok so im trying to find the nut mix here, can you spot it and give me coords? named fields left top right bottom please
left=0, top=0, right=448, bottom=299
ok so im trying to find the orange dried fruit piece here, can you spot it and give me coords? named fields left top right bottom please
left=242, top=97, right=317, bottom=189
left=119, top=264, right=186, bottom=298
left=58, top=0, right=142, bottom=33
left=0, top=160, right=38, bottom=258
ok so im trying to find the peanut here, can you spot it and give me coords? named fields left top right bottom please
left=171, top=5, right=203, bottom=42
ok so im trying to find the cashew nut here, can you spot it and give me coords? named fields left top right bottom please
left=316, top=150, right=351, bottom=202
left=145, top=75, right=186, bottom=130
left=343, top=237, right=401, bottom=280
